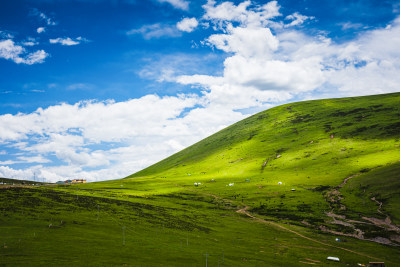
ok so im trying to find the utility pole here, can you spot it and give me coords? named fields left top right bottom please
left=203, top=252, right=208, bottom=267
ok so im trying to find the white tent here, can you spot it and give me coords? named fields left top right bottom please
left=327, top=256, right=340, bottom=262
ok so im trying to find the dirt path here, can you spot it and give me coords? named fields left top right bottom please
left=371, top=197, right=384, bottom=215
left=236, top=205, right=384, bottom=261
left=180, top=185, right=383, bottom=261
left=179, top=184, right=386, bottom=261
left=324, top=173, right=400, bottom=245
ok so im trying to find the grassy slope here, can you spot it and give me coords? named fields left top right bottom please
left=341, top=162, right=400, bottom=224
left=1, top=92, right=400, bottom=266
left=128, top=92, right=400, bottom=228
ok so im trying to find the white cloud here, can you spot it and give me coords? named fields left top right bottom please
left=178, top=1, right=400, bottom=106
left=0, top=39, right=24, bottom=61
left=22, top=39, right=39, bottom=46
left=3, top=1, right=400, bottom=183
left=49, top=37, right=88, bottom=46
left=37, top=27, right=46, bottom=34
left=0, top=94, right=246, bottom=182
left=50, top=37, right=79, bottom=45
left=177, top=17, right=199, bottom=32
left=0, top=39, right=48, bottom=64
left=0, top=166, right=35, bottom=180
left=127, top=24, right=181, bottom=39
left=203, top=0, right=252, bottom=22
left=23, top=50, right=48, bottom=64
left=206, top=26, right=279, bottom=58
left=203, top=0, right=281, bottom=28
left=325, top=18, right=400, bottom=95
left=157, top=0, right=189, bottom=10
left=285, top=12, right=314, bottom=27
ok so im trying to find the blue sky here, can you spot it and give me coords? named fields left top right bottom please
left=1, top=0, right=400, bottom=182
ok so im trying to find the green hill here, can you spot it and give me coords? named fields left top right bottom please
left=1, top=92, right=399, bottom=266
left=128, top=92, right=400, bottom=238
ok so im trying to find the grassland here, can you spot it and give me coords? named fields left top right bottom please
left=1, top=92, right=400, bottom=266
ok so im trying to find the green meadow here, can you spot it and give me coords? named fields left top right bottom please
left=1, top=92, right=400, bottom=266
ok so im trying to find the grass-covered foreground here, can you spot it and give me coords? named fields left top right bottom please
left=1, top=92, right=400, bottom=266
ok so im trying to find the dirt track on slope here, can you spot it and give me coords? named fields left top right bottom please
left=235, top=205, right=384, bottom=262
left=180, top=184, right=385, bottom=262
left=324, top=173, right=400, bottom=245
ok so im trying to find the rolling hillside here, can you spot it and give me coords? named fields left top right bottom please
left=1, top=92, right=399, bottom=266
left=128, top=92, right=400, bottom=242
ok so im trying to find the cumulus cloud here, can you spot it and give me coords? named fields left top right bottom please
left=3, top=0, right=400, bottom=183
left=178, top=0, right=400, bottom=105
left=0, top=94, right=245, bottom=182
left=49, top=36, right=89, bottom=46
left=176, top=1, right=323, bottom=108
left=177, top=18, right=199, bottom=32
left=206, top=26, right=279, bottom=57
left=157, top=0, right=189, bottom=10
left=0, top=39, right=48, bottom=64
left=203, top=0, right=281, bottom=28
left=326, top=17, right=400, bottom=95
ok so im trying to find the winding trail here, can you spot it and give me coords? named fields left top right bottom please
left=179, top=184, right=385, bottom=262
left=235, top=205, right=384, bottom=261
left=371, top=197, right=384, bottom=215
left=324, top=172, right=400, bottom=244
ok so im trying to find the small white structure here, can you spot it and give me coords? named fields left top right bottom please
left=291, top=189, right=296, bottom=191
left=228, top=183, right=234, bottom=186
left=278, top=182, right=282, bottom=185
left=211, top=179, right=215, bottom=182
left=335, top=238, right=341, bottom=241
left=327, top=256, right=340, bottom=262
left=194, top=183, right=198, bottom=186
